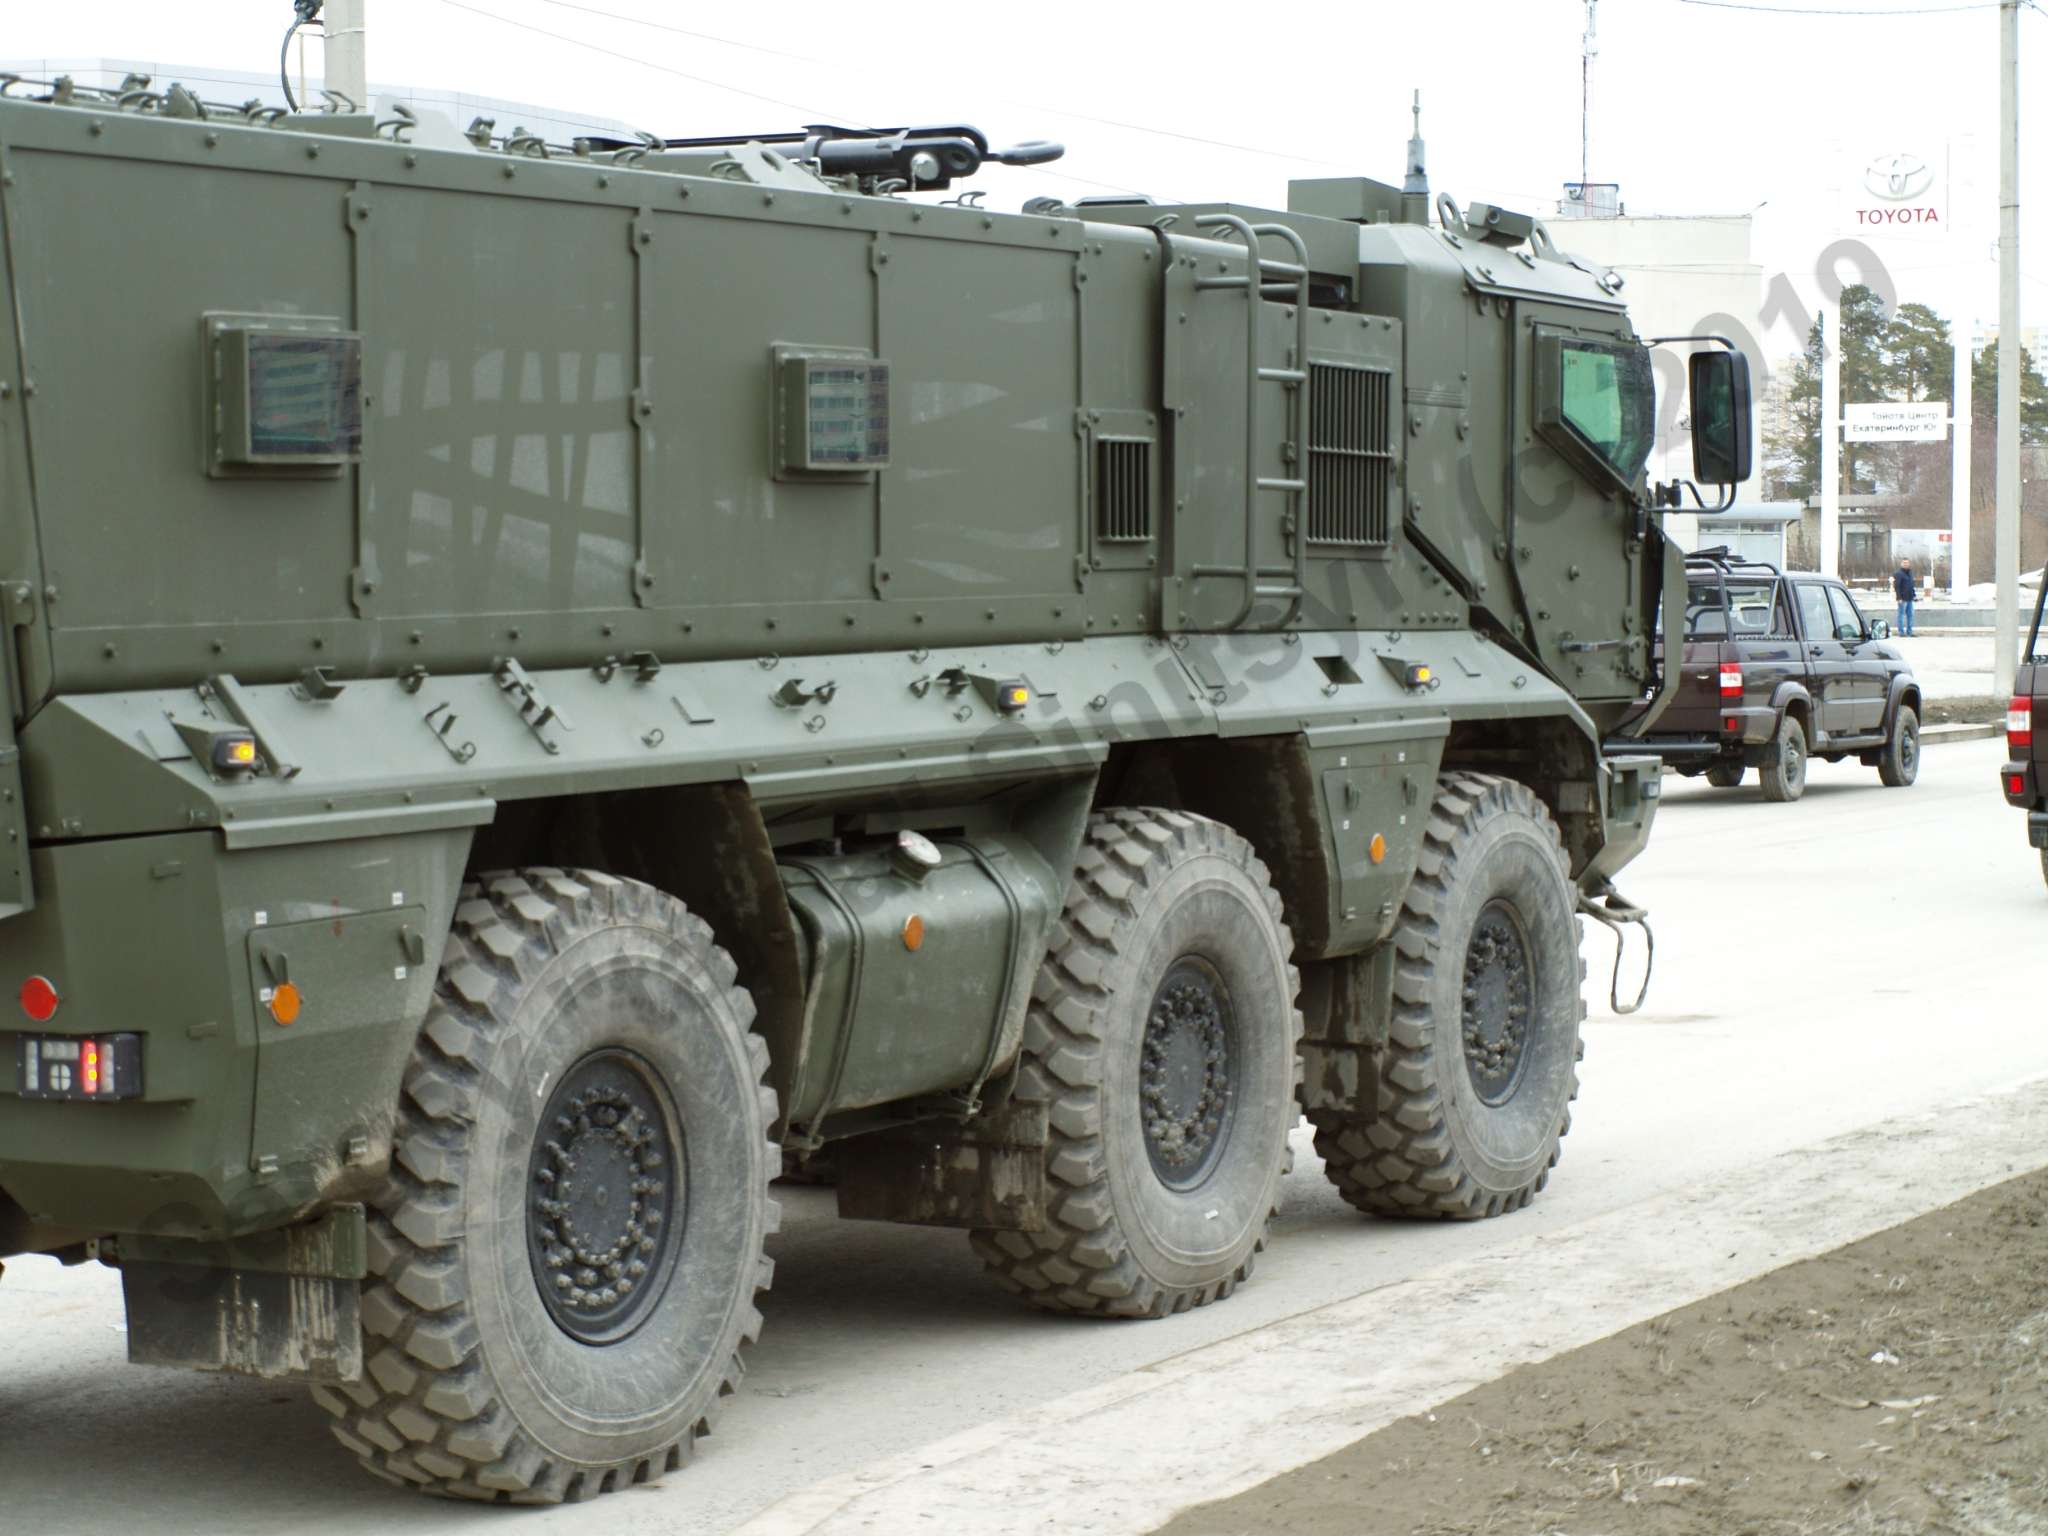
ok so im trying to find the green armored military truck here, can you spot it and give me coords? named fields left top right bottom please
left=0, top=73, right=1747, bottom=1502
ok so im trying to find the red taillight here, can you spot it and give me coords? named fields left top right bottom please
left=1719, top=663, right=1743, bottom=700
left=82, top=1039, right=100, bottom=1095
left=2009, top=772, right=2028, bottom=795
left=20, top=975, right=59, bottom=1023
left=2009, top=697, right=2033, bottom=749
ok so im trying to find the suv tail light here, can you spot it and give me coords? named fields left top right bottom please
left=2009, top=696, right=2032, bottom=749
left=1719, top=663, right=1743, bottom=700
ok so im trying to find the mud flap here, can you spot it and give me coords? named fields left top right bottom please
left=117, top=1204, right=365, bottom=1382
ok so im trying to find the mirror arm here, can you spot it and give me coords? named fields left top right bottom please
left=1651, top=478, right=1737, bottom=513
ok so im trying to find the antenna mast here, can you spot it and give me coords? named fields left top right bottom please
left=1402, top=90, right=1430, bottom=226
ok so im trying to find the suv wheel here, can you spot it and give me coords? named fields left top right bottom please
left=1877, top=705, right=1920, bottom=787
left=1704, top=762, right=1745, bottom=789
left=1760, top=714, right=1807, bottom=803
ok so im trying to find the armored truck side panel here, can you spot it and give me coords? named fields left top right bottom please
left=0, top=81, right=1738, bottom=1504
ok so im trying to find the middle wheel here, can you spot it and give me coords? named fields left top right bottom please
left=972, top=808, right=1301, bottom=1318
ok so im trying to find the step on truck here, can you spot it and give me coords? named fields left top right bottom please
left=1625, top=550, right=1921, bottom=801
left=0, top=74, right=1748, bottom=1502
left=2001, top=579, right=2048, bottom=884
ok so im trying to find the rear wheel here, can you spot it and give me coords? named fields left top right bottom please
left=1311, top=774, right=1583, bottom=1219
left=1759, top=714, right=1808, bottom=802
left=2039, top=848, right=2047, bottom=892
left=1704, top=762, right=1745, bottom=788
left=1877, top=705, right=1920, bottom=787
left=312, top=870, right=778, bottom=1503
left=971, top=809, right=1300, bottom=1317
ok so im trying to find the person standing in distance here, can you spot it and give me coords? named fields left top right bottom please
left=1893, top=557, right=1917, bottom=638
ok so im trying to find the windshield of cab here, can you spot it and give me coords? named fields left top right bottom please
left=1559, top=340, right=1655, bottom=483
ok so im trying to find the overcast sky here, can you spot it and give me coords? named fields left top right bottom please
left=5, top=0, right=2040, bottom=359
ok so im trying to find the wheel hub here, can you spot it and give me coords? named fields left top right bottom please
left=1461, top=901, right=1534, bottom=1105
left=1139, top=956, right=1237, bottom=1189
left=526, top=1048, right=684, bottom=1345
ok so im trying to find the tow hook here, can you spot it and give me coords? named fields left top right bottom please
left=1576, top=881, right=1654, bottom=1015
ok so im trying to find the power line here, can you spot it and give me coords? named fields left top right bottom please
left=1679, top=0, right=1998, bottom=13
left=430, top=0, right=874, bottom=126
left=509, top=0, right=1366, bottom=172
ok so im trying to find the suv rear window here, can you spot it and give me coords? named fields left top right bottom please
left=1685, top=576, right=1788, bottom=639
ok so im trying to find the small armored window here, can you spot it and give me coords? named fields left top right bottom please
left=1307, top=363, right=1393, bottom=547
left=1094, top=438, right=1152, bottom=542
left=774, top=348, right=890, bottom=479
left=203, top=314, right=362, bottom=479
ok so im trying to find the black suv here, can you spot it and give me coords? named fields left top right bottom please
left=1624, top=550, right=1921, bottom=801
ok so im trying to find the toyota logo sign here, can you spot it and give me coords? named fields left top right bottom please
left=1865, top=153, right=1934, bottom=202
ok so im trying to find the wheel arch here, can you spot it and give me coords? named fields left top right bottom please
left=466, top=784, right=807, bottom=1127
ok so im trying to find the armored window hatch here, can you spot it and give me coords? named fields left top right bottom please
left=773, top=346, right=890, bottom=479
left=202, top=313, right=363, bottom=479
left=1307, top=363, right=1393, bottom=547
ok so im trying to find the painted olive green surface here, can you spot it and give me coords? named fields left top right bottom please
left=0, top=91, right=1688, bottom=1251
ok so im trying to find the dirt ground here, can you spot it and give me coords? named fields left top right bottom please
left=1164, top=1168, right=2048, bottom=1536
left=1922, top=694, right=2003, bottom=727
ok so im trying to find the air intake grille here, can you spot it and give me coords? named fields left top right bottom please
left=1095, top=438, right=1152, bottom=542
left=1307, top=363, right=1393, bottom=547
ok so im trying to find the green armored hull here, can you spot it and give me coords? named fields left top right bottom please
left=0, top=75, right=1740, bottom=1502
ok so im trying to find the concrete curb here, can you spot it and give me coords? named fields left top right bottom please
left=733, top=1078, right=2048, bottom=1536
left=1922, top=721, right=2002, bottom=745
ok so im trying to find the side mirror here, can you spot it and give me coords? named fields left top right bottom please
left=1688, top=350, right=1753, bottom=486
left=1870, top=618, right=1891, bottom=640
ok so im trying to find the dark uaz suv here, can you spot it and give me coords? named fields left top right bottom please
left=1626, top=550, right=1921, bottom=802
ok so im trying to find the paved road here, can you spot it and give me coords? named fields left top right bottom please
left=0, top=738, right=2039, bottom=1534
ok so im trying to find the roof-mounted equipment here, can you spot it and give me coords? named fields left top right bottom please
left=607, top=124, right=1064, bottom=194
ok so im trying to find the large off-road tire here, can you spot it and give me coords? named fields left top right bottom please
left=970, top=809, right=1301, bottom=1317
left=1877, top=704, right=1920, bottom=787
left=1704, top=762, right=1745, bottom=788
left=1311, top=774, right=1583, bottom=1220
left=2039, top=847, right=2047, bottom=892
left=313, top=869, right=779, bottom=1503
left=1759, top=713, right=1808, bottom=802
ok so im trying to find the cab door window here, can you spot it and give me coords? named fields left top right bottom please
left=1826, top=585, right=1868, bottom=642
left=1795, top=583, right=1835, bottom=643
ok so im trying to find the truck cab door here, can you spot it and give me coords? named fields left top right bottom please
left=1826, top=584, right=1890, bottom=733
left=1792, top=581, right=1854, bottom=740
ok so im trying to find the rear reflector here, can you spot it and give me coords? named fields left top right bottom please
left=2009, top=697, right=2032, bottom=749
left=16, top=1032, right=143, bottom=1101
left=2009, top=772, right=2028, bottom=796
left=20, top=974, right=58, bottom=1023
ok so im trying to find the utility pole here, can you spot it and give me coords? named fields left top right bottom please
left=326, top=0, right=368, bottom=112
left=1996, top=0, right=2021, bottom=695
left=1582, top=1, right=1599, bottom=193
left=1821, top=307, right=1840, bottom=577
left=1952, top=297, right=1972, bottom=598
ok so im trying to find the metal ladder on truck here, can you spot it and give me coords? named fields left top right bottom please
left=1188, top=214, right=1313, bottom=631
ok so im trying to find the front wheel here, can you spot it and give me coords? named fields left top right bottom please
left=1878, top=705, right=1920, bottom=787
left=313, top=870, right=779, bottom=1503
left=971, top=809, right=1301, bottom=1317
left=1760, top=714, right=1808, bottom=802
left=1312, top=774, right=1583, bottom=1219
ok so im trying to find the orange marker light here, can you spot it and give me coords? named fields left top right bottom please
left=212, top=734, right=259, bottom=771
left=902, top=914, right=926, bottom=952
left=268, top=982, right=303, bottom=1026
left=1368, top=833, right=1387, bottom=865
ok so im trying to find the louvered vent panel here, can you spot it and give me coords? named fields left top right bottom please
left=1307, top=363, right=1393, bottom=547
left=1095, top=438, right=1152, bottom=542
